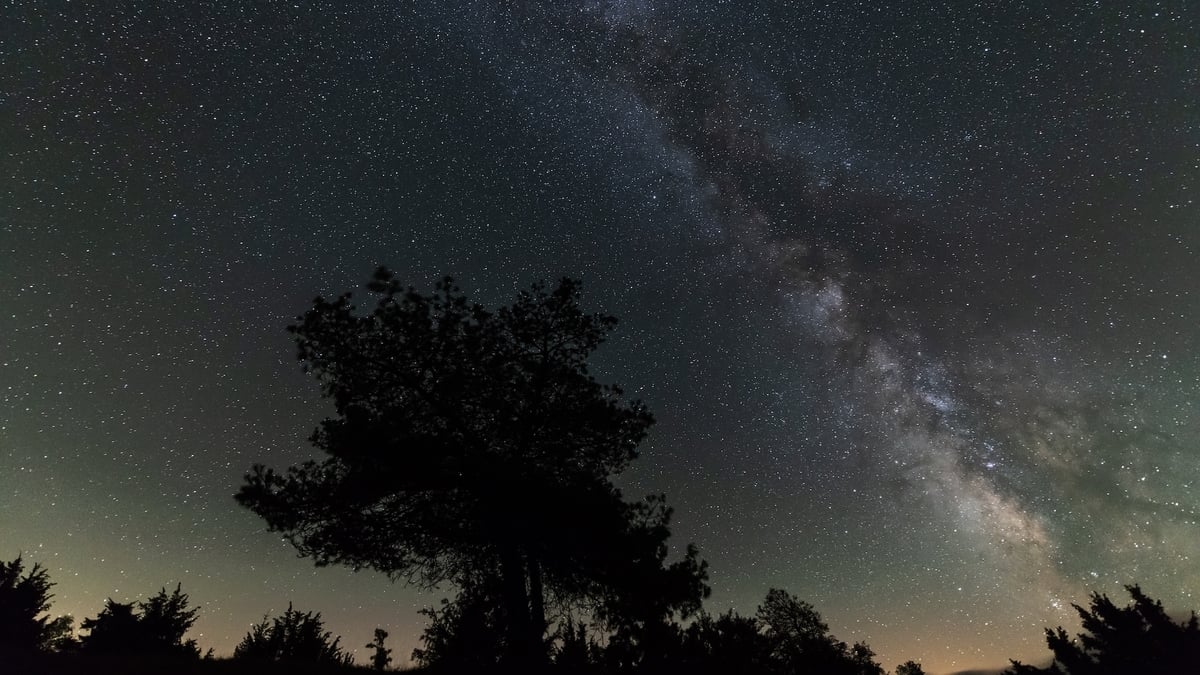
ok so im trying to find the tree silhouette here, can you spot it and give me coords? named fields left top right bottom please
left=679, top=610, right=771, bottom=675
left=0, top=555, right=74, bottom=653
left=412, top=579, right=507, bottom=672
left=1004, top=585, right=1200, bottom=675
left=846, top=642, right=886, bottom=675
left=233, top=603, right=352, bottom=666
left=237, top=270, right=707, bottom=668
left=553, top=619, right=601, bottom=673
left=590, top=494, right=710, bottom=671
left=41, top=615, right=75, bottom=653
left=584, top=589, right=889, bottom=675
left=365, top=627, right=392, bottom=671
left=756, top=588, right=884, bottom=675
left=895, top=659, right=927, bottom=675
left=80, top=600, right=140, bottom=654
left=137, top=584, right=200, bottom=656
left=79, top=584, right=199, bottom=658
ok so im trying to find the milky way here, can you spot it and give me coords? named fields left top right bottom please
left=3, top=2, right=1198, bottom=672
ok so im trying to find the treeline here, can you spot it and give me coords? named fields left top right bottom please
left=411, top=583, right=917, bottom=675
left=0, top=551, right=915, bottom=674
left=0, top=555, right=384, bottom=673
left=5, top=552, right=1200, bottom=674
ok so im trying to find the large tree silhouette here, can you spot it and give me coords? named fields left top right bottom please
left=237, top=270, right=707, bottom=669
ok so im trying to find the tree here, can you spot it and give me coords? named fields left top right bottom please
left=233, top=603, right=352, bottom=666
left=412, top=581, right=506, bottom=672
left=237, top=271, right=707, bottom=668
left=554, top=618, right=601, bottom=672
left=592, top=495, right=710, bottom=671
left=41, top=615, right=75, bottom=653
left=79, top=585, right=199, bottom=658
left=137, top=584, right=200, bottom=656
left=847, top=642, right=885, bottom=675
left=366, top=627, right=392, bottom=671
left=756, top=588, right=883, bottom=675
left=0, top=555, right=75, bottom=652
left=895, top=660, right=927, bottom=675
left=80, top=600, right=140, bottom=654
left=1004, top=585, right=1200, bottom=675
left=679, top=610, right=771, bottom=675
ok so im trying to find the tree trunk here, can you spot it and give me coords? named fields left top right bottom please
left=500, top=547, right=531, bottom=669
left=528, top=556, right=546, bottom=665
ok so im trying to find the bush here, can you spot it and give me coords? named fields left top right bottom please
left=234, top=603, right=353, bottom=666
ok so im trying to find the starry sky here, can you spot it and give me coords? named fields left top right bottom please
left=2, top=1, right=1198, bottom=672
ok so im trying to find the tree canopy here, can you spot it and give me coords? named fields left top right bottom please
left=236, top=270, right=708, bottom=668
left=0, top=555, right=74, bottom=653
left=79, top=584, right=199, bottom=658
left=1005, top=584, right=1200, bottom=675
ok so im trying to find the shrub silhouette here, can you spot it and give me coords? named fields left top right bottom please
left=412, top=580, right=506, bottom=672
left=138, top=584, right=200, bottom=655
left=80, top=600, right=140, bottom=654
left=234, top=603, right=352, bottom=666
left=365, top=627, right=392, bottom=671
left=79, top=584, right=199, bottom=658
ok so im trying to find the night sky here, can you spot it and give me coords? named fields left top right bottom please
left=3, top=2, right=1198, bottom=672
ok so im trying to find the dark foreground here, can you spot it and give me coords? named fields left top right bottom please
left=0, top=650, right=409, bottom=675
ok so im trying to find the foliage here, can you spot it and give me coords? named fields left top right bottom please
left=80, top=601, right=139, bottom=653
left=554, top=619, right=602, bottom=672
left=572, top=589, right=885, bottom=675
left=79, top=584, right=199, bottom=658
left=588, top=494, right=710, bottom=671
left=236, top=271, right=707, bottom=667
left=365, top=627, right=392, bottom=671
left=679, top=610, right=772, bottom=675
left=757, top=587, right=867, bottom=673
left=412, top=581, right=506, bottom=672
left=0, top=555, right=75, bottom=652
left=669, top=589, right=885, bottom=675
left=139, top=584, right=201, bottom=654
left=1004, top=584, right=1200, bottom=675
left=895, top=659, right=927, bottom=675
left=233, top=603, right=353, bottom=666
left=846, top=642, right=886, bottom=675
left=40, top=614, right=77, bottom=653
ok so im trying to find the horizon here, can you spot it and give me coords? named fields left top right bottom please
left=11, top=555, right=1068, bottom=673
